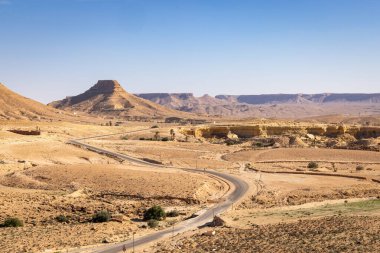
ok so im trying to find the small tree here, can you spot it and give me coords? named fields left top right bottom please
left=143, top=206, right=166, bottom=221
left=170, top=129, right=175, bottom=141
left=92, top=211, right=111, bottom=223
left=154, top=131, right=160, bottom=141
left=3, top=217, right=23, bottom=227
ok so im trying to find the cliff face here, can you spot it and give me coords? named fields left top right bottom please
left=49, top=80, right=188, bottom=118
left=184, top=124, right=380, bottom=139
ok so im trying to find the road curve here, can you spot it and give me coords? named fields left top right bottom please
left=68, top=132, right=249, bottom=253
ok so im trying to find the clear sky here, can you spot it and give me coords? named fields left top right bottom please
left=0, top=0, right=379, bottom=103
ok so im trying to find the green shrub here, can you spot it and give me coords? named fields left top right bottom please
left=92, top=211, right=111, bottom=223
left=151, top=125, right=159, bottom=129
left=356, top=165, right=364, bottom=171
left=147, top=219, right=159, bottom=228
left=308, top=162, right=318, bottom=169
left=161, top=137, right=169, bottom=141
left=166, top=210, right=179, bottom=217
left=143, top=206, right=166, bottom=221
left=55, top=215, right=69, bottom=223
left=3, top=217, right=23, bottom=227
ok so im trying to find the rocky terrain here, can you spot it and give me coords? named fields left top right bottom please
left=137, top=92, right=380, bottom=118
left=155, top=215, right=380, bottom=253
left=181, top=123, right=380, bottom=152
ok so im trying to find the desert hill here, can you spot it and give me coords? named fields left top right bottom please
left=136, top=92, right=380, bottom=118
left=0, top=82, right=71, bottom=120
left=49, top=80, right=187, bottom=119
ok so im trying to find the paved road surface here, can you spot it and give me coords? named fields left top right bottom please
left=68, top=131, right=249, bottom=253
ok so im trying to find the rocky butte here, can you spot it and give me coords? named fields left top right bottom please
left=49, top=80, right=185, bottom=118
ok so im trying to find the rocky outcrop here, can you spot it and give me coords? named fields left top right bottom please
left=49, top=80, right=188, bottom=118
left=183, top=124, right=380, bottom=139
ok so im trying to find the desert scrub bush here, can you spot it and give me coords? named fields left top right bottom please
left=121, top=136, right=128, bottom=140
left=55, top=215, right=69, bottom=223
left=356, top=165, right=365, bottom=171
left=143, top=206, right=166, bottom=221
left=166, top=210, right=179, bottom=217
left=2, top=217, right=23, bottom=227
left=161, top=137, right=169, bottom=141
left=147, top=219, right=159, bottom=228
left=92, top=211, right=111, bottom=223
left=151, top=125, right=159, bottom=129
left=307, top=161, right=318, bottom=169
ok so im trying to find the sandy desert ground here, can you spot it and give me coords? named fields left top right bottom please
left=0, top=121, right=227, bottom=252
left=1, top=120, right=380, bottom=252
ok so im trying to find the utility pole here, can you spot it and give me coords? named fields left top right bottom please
left=212, top=209, right=215, bottom=226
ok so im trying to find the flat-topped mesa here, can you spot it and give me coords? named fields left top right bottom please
left=48, top=80, right=186, bottom=118
left=87, top=80, right=126, bottom=95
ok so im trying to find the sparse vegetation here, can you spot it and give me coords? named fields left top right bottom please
left=143, top=206, right=166, bottom=221
left=151, top=125, right=159, bottom=129
left=55, top=215, right=69, bottom=223
left=2, top=217, right=23, bottom=227
left=121, top=135, right=128, bottom=140
left=154, top=131, right=160, bottom=141
left=308, top=161, right=319, bottom=169
left=166, top=210, right=180, bottom=217
left=92, top=211, right=111, bottom=223
left=147, top=219, right=159, bottom=228
left=356, top=165, right=365, bottom=171
left=170, top=129, right=175, bottom=140
left=161, top=137, right=169, bottom=141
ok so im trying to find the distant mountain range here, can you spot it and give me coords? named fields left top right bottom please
left=1, top=80, right=379, bottom=121
left=215, top=93, right=380, bottom=104
left=137, top=93, right=380, bottom=118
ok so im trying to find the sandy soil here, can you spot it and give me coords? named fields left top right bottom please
left=238, top=172, right=380, bottom=209
left=2, top=120, right=380, bottom=253
left=154, top=215, right=380, bottom=253
left=0, top=164, right=224, bottom=252
left=85, top=138, right=239, bottom=170
left=225, top=148, right=380, bottom=163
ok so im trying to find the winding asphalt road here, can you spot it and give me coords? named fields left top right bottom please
left=68, top=129, right=249, bottom=253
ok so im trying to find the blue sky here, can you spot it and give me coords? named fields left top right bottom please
left=0, top=0, right=379, bottom=103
